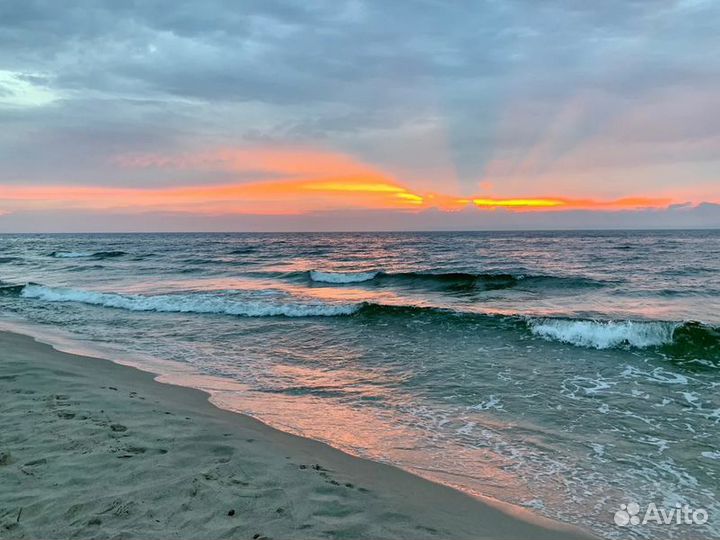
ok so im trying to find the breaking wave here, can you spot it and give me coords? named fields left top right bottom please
left=527, top=318, right=720, bottom=360
left=6, top=282, right=719, bottom=359
left=527, top=318, right=677, bottom=349
left=309, top=270, right=379, bottom=283
left=305, top=269, right=607, bottom=291
left=20, top=284, right=360, bottom=318
left=50, top=251, right=127, bottom=259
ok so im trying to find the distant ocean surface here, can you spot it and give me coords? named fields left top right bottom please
left=1, top=231, right=719, bottom=538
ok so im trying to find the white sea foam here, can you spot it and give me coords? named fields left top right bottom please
left=309, top=270, right=378, bottom=284
left=528, top=318, right=677, bottom=349
left=21, top=284, right=360, bottom=317
left=51, top=251, right=95, bottom=258
left=469, top=395, right=504, bottom=411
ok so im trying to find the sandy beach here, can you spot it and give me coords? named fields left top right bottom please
left=0, top=330, right=595, bottom=540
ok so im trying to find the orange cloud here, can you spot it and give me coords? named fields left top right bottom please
left=473, top=198, right=564, bottom=208
left=114, top=147, right=383, bottom=179
left=0, top=180, right=677, bottom=215
left=0, top=147, right=682, bottom=215
left=472, top=196, right=673, bottom=211
left=0, top=179, right=425, bottom=214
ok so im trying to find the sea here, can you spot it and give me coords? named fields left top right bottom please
left=0, top=230, right=718, bottom=538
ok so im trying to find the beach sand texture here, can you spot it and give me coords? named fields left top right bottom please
left=0, top=331, right=593, bottom=539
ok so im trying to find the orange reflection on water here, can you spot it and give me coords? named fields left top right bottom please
left=211, top=372, right=536, bottom=507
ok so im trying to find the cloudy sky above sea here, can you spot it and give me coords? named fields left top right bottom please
left=1, top=0, right=718, bottom=230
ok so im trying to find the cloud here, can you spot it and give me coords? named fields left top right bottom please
left=0, top=168, right=681, bottom=216
left=0, top=0, right=718, bottom=226
left=0, top=70, right=58, bottom=107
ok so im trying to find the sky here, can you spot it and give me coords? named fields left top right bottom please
left=0, top=0, right=719, bottom=231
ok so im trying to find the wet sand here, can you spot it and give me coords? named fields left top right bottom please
left=0, top=330, right=595, bottom=539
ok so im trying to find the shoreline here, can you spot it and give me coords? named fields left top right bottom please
left=0, top=329, right=596, bottom=539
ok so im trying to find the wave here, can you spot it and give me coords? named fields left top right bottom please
left=354, top=304, right=719, bottom=358
left=228, top=247, right=259, bottom=255
left=526, top=318, right=720, bottom=361
left=49, top=251, right=93, bottom=258
left=87, top=250, right=127, bottom=259
left=389, top=271, right=523, bottom=292
left=663, top=322, right=720, bottom=362
left=181, top=258, right=216, bottom=265
left=0, top=256, right=18, bottom=264
left=527, top=318, right=676, bottom=349
left=67, top=264, right=106, bottom=272
left=309, top=270, right=379, bottom=283
left=0, top=283, right=27, bottom=296
left=50, top=251, right=127, bottom=260
left=304, top=270, right=606, bottom=291
left=20, top=284, right=359, bottom=318
left=6, top=282, right=718, bottom=358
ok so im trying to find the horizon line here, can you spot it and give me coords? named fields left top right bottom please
left=2, top=226, right=719, bottom=235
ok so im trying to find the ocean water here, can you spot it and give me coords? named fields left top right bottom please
left=1, top=231, right=719, bottom=538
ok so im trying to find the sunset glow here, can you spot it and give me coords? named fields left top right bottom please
left=0, top=143, right=694, bottom=219
left=1, top=0, right=719, bottom=232
left=0, top=165, right=679, bottom=216
left=473, top=198, right=565, bottom=208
